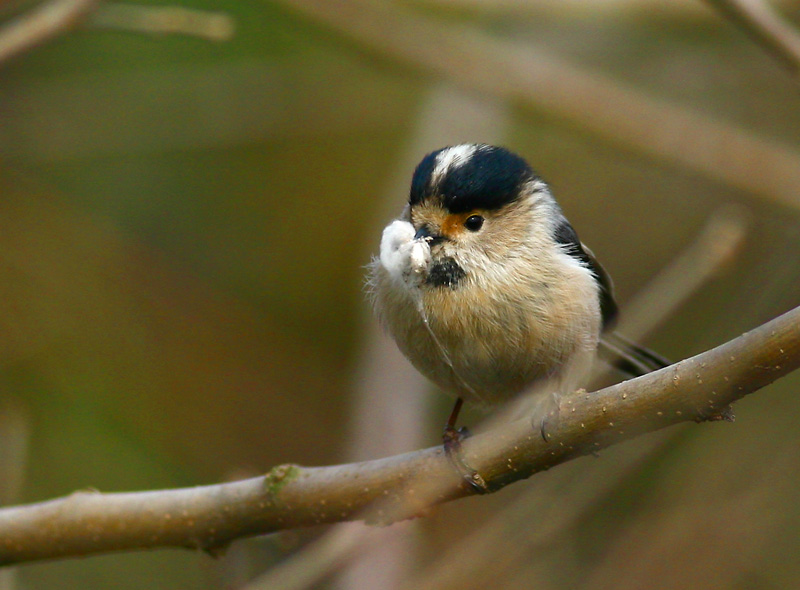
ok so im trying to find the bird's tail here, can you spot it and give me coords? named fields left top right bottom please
left=598, top=332, right=671, bottom=377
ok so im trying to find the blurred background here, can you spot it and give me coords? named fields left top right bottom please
left=1, top=0, right=800, bottom=588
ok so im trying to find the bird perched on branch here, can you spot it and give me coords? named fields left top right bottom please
left=369, top=144, right=667, bottom=489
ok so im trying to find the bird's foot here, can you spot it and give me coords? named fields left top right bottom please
left=442, top=425, right=489, bottom=494
left=535, top=392, right=562, bottom=442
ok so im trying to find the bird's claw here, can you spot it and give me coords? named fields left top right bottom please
left=535, top=392, right=562, bottom=442
left=442, top=425, right=489, bottom=494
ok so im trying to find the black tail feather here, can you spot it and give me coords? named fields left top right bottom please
left=599, top=332, right=671, bottom=378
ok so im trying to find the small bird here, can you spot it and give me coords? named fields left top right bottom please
left=369, top=144, right=667, bottom=483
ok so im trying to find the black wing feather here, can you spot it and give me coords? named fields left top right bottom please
left=552, top=218, right=618, bottom=330
left=552, top=217, right=670, bottom=377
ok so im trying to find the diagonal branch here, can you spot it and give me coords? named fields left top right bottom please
left=0, top=304, right=799, bottom=567
left=0, top=0, right=101, bottom=66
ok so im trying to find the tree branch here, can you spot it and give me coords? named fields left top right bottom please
left=0, top=0, right=101, bottom=66
left=0, top=0, right=236, bottom=66
left=88, top=3, right=235, bottom=41
left=0, top=304, right=799, bottom=567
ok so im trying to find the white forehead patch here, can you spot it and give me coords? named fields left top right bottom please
left=431, top=144, right=480, bottom=184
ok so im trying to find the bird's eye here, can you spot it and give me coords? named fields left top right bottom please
left=464, top=215, right=484, bottom=232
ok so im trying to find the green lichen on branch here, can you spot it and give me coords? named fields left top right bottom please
left=264, top=463, right=301, bottom=496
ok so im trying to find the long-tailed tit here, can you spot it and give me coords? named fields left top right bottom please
left=369, top=144, right=668, bottom=487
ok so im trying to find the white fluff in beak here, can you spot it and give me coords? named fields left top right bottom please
left=379, top=219, right=431, bottom=289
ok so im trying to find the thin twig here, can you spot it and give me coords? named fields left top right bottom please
left=0, top=0, right=101, bottom=66
left=703, top=0, right=800, bottom=76
left=0, top=303, right=798, bottom=567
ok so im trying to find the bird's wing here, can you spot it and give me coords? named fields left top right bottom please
left=552, top=217, right=670, bottom=376
left=552, top=217, right=618, bottom=329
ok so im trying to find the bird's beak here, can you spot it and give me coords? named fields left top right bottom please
left=414, top=226, right=442, bottom=244
left=414, top=226, right=431, bottom=240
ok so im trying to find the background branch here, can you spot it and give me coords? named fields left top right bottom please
left=0, top=0, right=235, bottom=67
left=0, top=0, right=100, bottom=65
left=88, top=3, right=235, bottom=41
left=0, top=304, right=798, bottom=567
